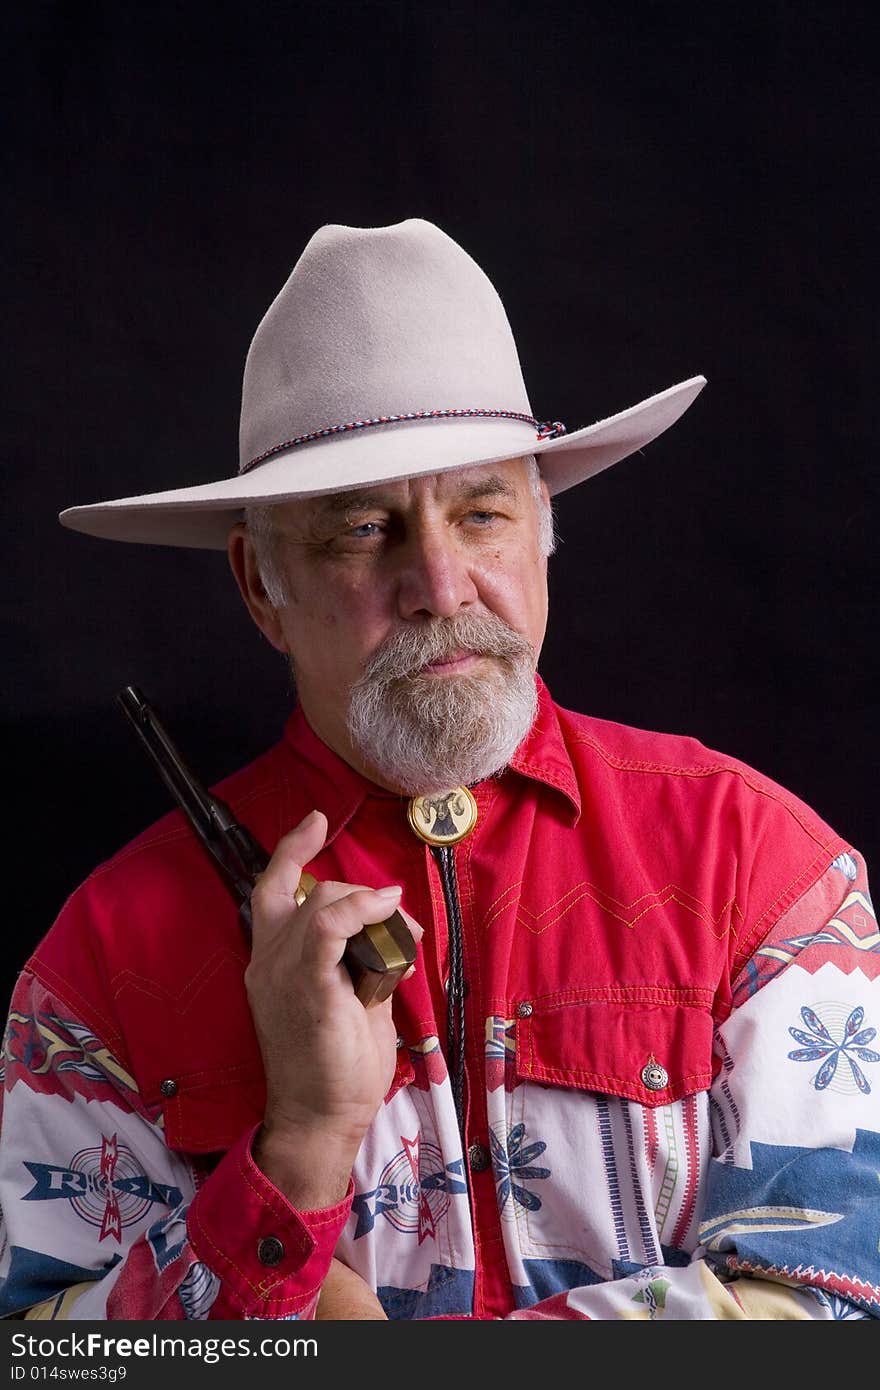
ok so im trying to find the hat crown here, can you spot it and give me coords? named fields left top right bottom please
left=239, top=219, right=532, bottom=469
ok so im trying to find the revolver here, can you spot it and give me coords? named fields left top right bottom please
left=116, top=685, right=416, bottom=1006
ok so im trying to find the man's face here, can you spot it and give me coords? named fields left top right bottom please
left=230, top=456, right=551, bottom=791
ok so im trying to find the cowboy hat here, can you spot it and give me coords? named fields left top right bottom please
left=59, top=219, right=706, bottom=549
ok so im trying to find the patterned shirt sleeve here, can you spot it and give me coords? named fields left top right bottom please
left=0, top=972, right=350, bottom=1320
left=506, top=850, right=880, bottom=1319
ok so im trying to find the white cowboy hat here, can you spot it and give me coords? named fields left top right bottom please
left=59, top=219, right=706, bottom=549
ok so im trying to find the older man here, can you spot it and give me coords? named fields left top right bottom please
left=1, top=221, right=877, bottom=1321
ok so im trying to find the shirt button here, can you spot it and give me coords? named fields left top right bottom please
left=257, top=1236, right=285, bottom=1267
left=641, top=1059, right=669, bottom=1091
left=467, top=1142, right=491, bottom=1173
left=395, top=1035, right=406, bottom=1050
left=159, top=1079, right=178, bottom=1098
left=516, top=1001, right=533, bottom=1018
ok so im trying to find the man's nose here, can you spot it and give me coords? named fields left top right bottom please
left=395, top=525, right=479, bottom=620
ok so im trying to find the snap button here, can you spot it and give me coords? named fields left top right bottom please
left=159, top=1079, right=178, bottom=1098
left=641, top=1058, right=668, bottom=1091
left=515, top=1001, right=533, bottom=1018
left=395, top=1035, right=406, bottom=1050
left=467, top=1142, right=491, bottom=1173
left=257, top=1236, right=285, bottom=1267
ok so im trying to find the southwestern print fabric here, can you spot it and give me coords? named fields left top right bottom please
left=1, top=853, right=877, bottom=1320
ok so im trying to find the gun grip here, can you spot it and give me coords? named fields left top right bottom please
left=295, top=872, right=417, bottom=1007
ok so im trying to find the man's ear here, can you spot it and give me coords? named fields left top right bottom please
left=227, top=522, right=288, bottom=653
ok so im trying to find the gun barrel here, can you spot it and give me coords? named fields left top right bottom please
left=117, top=686, right=215, bottom=824
left=116, top=684, right=259, bottom=900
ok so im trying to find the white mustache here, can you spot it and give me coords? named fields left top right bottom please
left=359, top=613, right=534, bottom=687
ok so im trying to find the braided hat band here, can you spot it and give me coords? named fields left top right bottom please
left=240, top=409, right=568, bottom=475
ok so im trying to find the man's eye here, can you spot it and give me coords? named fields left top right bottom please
left=468, top=511, right=499, bottom=525
left=347, top=521, right=385, bottom=539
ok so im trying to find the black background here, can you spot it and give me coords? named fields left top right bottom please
left=5, top=1, right=876, bottom=1009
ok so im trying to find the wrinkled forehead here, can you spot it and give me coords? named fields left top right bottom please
left=277, top=456, right=536, bottom=525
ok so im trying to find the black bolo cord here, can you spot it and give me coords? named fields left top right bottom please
left=433, top=844, right=467, bottom=1140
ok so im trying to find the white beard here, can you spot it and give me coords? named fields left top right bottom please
left=346, top=612, right=538, bottom=795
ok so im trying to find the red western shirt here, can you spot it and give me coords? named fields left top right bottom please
left=5, top=677, right=874, bottom=1320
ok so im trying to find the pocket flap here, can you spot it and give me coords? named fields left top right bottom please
left=515, top=992, right=715, bottom=1107
left=157, top=1051, right=415, bottom=1154
left=156, top=1063, right=267, bottom=1153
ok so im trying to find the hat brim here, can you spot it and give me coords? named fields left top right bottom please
left=59, top=376, right=706, bottom=550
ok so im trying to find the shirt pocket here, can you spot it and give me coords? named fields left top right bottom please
left=492, top=993, right=716, bottom=1273
left=514, top=991, right=716, bottom=1105
left=150, top=1061, right=267, bottom=1153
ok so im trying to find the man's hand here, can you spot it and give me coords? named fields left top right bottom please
left=246, top=809, right=421, bottom=1211
left=315, top=1259, right=388, bottom=1320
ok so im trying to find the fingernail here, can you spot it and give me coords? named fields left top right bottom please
left=296, top=809, right=321, bottom=829
left=376, top=885, right=403, bottom=899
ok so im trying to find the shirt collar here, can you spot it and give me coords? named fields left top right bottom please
left=280, top=670, right=581, bottom=846
left=509, top=674, right=581, bottom=822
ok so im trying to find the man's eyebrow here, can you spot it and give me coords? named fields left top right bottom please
left=310, top=491, right=389, bottom=520
left=309, top=474, right=520, bottom=520
left=455, top=474, right=520, bottom=503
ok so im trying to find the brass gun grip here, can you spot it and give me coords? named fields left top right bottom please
left=295, top=872, right=416, bottom=1007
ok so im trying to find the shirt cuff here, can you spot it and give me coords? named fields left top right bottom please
left=187, top=1124, right=353, bottom=1317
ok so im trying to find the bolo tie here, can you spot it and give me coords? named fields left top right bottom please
left=406, top=787, right=478, bottom=1138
